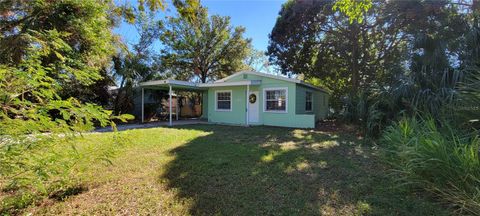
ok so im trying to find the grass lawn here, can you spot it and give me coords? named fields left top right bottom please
left=16, top=124, right=448, bottom=215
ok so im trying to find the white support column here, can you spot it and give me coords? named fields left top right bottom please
left=141, top=87, right=144, bottom=123
left=246, top=85, right=250, bottom=126
left=169, top=85, right=172, bottom=126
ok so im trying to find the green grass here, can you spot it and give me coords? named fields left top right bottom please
left=5, top=124, right=448, bottom=215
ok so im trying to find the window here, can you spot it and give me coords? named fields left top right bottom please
left=264, top=88, right=287, bottom=112
left=305, top=91, right=313, bottom=111
left=216, top=91, right=231, bottom=111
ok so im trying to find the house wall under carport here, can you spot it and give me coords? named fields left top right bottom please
left=132, top=88, right=206, bottom=121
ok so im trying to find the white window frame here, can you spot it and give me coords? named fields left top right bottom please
left=215, top=90, right=232, bottom=111
left=305, top=91, right=313, bottom=112
left=263, top=87, right=288, bottom=113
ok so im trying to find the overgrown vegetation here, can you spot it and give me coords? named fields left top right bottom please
left=0, top=131, right=128, bottom=213
left=0, top=0, right=170, bottom=212
left=382, top=118, right=480, bottom=215
left=268, top=0, right=480, bottom=214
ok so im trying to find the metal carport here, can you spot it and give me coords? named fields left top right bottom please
left=139, top=80, right=205, bottom=126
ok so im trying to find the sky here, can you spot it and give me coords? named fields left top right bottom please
left=114, top=0, right=286, bottom=52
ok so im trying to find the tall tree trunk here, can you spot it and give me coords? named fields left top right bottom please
left=201, top=70, right=207, bottom=83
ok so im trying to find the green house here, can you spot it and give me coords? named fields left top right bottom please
left=139, top=71, right=329, bottom=128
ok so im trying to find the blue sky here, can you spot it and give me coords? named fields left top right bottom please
left=114, top=0, right=286, bottom=52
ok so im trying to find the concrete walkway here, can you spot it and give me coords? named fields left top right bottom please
left=94, top=119, right=207, bottom=133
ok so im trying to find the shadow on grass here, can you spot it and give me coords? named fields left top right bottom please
left=161, top=125, right=447, bottom=215
left=48, top=186, right=88, bottom=201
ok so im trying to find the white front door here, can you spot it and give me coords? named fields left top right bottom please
left=248, top=91, right=259, bottom=123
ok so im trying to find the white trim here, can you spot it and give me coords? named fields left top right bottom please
left=217, top=71, right=298, bottom=83
left=215, top=90, right=232, bottom=112
left=263, top=87, right=288, bottom=113
left=140, top=79, right=197, bottom=87
left=305, top=91, right=313, bottom=112
left=169, top=85, right=172, bottom=126
left=199, top=80, right=260, bottom=87
left=215, top=71, right=328, bottom=93
left=139, top=74, right=328, bottom=94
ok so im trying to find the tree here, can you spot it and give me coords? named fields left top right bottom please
left=111, top=11, right=164, bottom=114
left=267, top=0, right=409, bottom=109
left=333, top=0, right=372, bottom=23
left=159, top=6, right=252, bottom=83
left=0, top=0, right=178, bottom=211
left=268, top=0, right=475, bottom=130
left=0, top=0, right=117, bottom=85
left=243, top=49, right=272, bottom=73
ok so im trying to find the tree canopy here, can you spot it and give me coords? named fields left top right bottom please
left=159, top=6, right=252, bottom=83
left=267, top=0, right=475, bottom=112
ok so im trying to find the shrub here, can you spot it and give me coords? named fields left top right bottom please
left=0, top=133, right=127, bottom=213
left=0, top=33, right=133, bottom=213
left=381, top=117, right=480, bottom=215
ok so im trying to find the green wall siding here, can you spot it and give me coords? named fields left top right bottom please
left=207, top=86, right=246, bottom=125
left=295, top=84, right=329, bottom=121
left=201, top=91, right=208, bottom=119
left=206, top=73, right=326, bottom=128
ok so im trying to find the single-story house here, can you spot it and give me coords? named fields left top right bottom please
left=139, top=71, right=329, bottom=128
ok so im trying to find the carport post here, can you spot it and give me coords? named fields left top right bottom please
left=169, top=85, right=172, bottom=126
left=141, top=87, right=144, bottom=123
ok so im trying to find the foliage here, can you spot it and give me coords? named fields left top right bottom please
left=268, top=0, right=476, bottom=133
left=269, top=2, right=480, bottom=213
left=333, top=0, right=372, bottom=24
left=268, top=0, right=410, bottom=110
left=111, top=11, right=163, bottom=115
left=0, top=127, right=132, bottom=214
left=159, top=6, right=252, bottom=83
left=381, top=117, right=480, bottom=215
left=0, top=44, right=132, bottom=213
left=0, top=1, right=137, bottom=212
left=0, top=0, right=116, bottom=85
left=0, top=0, right=192, bottom=105
left=243, top=49, right=272, bottom=73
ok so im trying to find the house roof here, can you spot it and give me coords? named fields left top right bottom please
left=199, top=80, right=261, bottom=87
left=139, top=79, right=261, bottom=90
left=138, top=71, right=328, bottom=94
left=216, top=71, right=328, bottom=93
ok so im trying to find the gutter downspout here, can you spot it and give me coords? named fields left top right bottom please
left=246, top=84, right=250, bottom=126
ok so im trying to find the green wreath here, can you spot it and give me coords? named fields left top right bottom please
left=249, top=94, right=257, bottom=103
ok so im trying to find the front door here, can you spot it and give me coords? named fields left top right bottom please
left=248, top=91, right=259, bottom=123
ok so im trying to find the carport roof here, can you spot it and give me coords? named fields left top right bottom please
left=140, top=79, right=202, bottom=90
left=139, top=79, right=261, bottom=90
